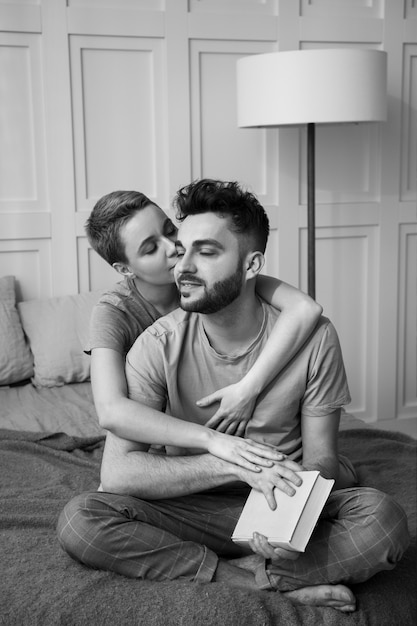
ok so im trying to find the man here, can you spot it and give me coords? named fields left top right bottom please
left=58, top=179, right=409, bottom=612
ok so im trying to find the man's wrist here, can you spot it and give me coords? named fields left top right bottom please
left=205, top=449, right=244, bottom=483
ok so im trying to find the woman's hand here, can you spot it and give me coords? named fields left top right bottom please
left=197, top=382, right=257, bottom=436
left=206, top=432, right=286, bottom=473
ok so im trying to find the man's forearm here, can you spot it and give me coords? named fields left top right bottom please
left=100, top=433, right=308, bottom=510
left=302, top=454, right=339, bottom=482
left=101, top=441, right=241, bottom=499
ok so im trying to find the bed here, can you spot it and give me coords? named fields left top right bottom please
left=1, top=275, right=416, bottom=626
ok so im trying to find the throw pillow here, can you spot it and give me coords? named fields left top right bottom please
left=18, top=290, right=101, bottom=387
left=0, top=276, right=34, bottom=385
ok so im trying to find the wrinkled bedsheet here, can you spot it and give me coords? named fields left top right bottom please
left=0, top=427, right=415, bottom=626
left=0, top=382, right=104, bottom=437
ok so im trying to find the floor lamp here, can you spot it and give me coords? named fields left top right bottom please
left=236, top=48, right=387, bottom=299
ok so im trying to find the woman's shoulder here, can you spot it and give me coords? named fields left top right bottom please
left=95, top=279, right=158, bottom=320
left=96, top=279, right=136, bottom=309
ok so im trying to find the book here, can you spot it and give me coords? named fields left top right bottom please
left=231, top=470, right=334, bottom=552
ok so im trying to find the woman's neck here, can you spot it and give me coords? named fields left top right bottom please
left=133, top=278, right=179, bottom=315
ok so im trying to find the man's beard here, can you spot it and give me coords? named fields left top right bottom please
left=178, top=264, right=243, bottom=314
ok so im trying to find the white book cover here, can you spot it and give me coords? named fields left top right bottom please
left=232, top=471, right=334, bottom=552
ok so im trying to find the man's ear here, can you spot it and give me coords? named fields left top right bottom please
left=245, top=251, right=265, bottom=279
left=112, top=262, right=135, bottom=278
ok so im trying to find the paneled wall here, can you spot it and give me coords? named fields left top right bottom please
left=0, top=0, right=416, bottom=435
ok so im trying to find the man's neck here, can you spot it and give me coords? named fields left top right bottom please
left=201, top=293, right=264, bottom=356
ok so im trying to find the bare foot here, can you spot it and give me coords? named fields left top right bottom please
left=228, top=555, right=264, bottom=573
left=213, top=560, right=258, bottom=590
left=284, top=584, right=356, bottom=612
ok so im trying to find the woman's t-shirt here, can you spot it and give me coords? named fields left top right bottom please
left=87, top=277, right=161, bottom=356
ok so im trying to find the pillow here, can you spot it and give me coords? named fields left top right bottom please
left=18, top=290, right=101, bottom=388
left=0, top=276, right=34, bottom=385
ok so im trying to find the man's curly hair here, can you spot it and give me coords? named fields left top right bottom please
left=173, top=179, right=269, bottom=253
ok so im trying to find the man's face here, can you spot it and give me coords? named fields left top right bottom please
left=174, top=212, right=245, bottom=314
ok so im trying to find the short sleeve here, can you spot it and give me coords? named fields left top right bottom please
left=88, top=302, right=138, bottom=355
left=301, top=320, right=351, bottom=417
left=125, top=330, right=167, bottom=411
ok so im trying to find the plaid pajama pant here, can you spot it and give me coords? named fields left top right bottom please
left=57, top=485, right=409, bottom=591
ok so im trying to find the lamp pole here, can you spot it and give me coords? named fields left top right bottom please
left=307, top=122, right=316, bottom=300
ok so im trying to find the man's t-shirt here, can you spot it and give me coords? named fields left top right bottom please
left=88, top=277, right=161, bottom=356
left=125, top=300, right=351, bottom=462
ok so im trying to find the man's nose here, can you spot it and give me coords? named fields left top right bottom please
left=176, top=251, right=194, bottom=274
left=164, top=238, right=177, bottom=258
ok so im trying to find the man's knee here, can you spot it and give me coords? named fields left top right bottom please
left=57, top=492, right=98, bottom=564
left=57, top=491, right=150, bottom=573
left=359, top=487, right=410, bottom=564
left=337, top=455, right=358, bottom=489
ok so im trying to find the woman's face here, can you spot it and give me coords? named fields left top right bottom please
left=118, top=204, right=178, bottom=286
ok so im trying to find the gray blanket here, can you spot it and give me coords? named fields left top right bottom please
left=0, top=428, right=415, bottom=626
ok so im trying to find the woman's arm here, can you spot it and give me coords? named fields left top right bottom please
left=90, top=347, right=285, bottom=471
left=200, top=276, right=323, bottom=434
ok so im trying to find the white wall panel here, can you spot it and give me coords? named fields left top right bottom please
left=70, top=35, right=167, bottom=211
left=299, top=19, right=383, bottom=43
left=0, top=213, right=50, bottom=240
left=300, top=0, right=383, bottom=18
left=67, top=6, right=165, bottom=37
left=401, top=44, right=417, bottom=202
left=0, top=2, right=41, bottom=33
left=189, top=0, right=278, bottom=15
left=189, top=14, right=278, bottom=42
left=0, top=0, right=40, bottom=4
left=262, top=216, right=279, bottom=278
left=405, top=0, right=417, bottom=19
left=0, top=33, right=47, bottom=212
left=0, top=239, right=51, bottom=301
left=189, top=40, right=278, bottom=205
left=68, top=0, right=164, bottom=9
left=397, top=225, right=417, bottom=419
left=301, top=40, right=382, bottom=52
left=299, top=124, right=382, bottom=206
left=77, top=237, right=119, bottom=293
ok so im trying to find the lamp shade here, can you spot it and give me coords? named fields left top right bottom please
left=237, top=49, right=387, bottom=127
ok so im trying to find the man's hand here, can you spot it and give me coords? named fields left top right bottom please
left=238, top=457, right=304, bottom=510
left=248, top=532, right=301, bottom=562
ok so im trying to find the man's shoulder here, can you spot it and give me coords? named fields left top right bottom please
left=314, top=315, right=333, bottom=332
left=304, top=315, right=343, bottom=363
left=261, top=299, right=336, bottom=344
left=145, top=308, right=193, bottom=339
left=306, top=314, right=338, bottom=343
left=127, top=308, right=196, bottom=371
